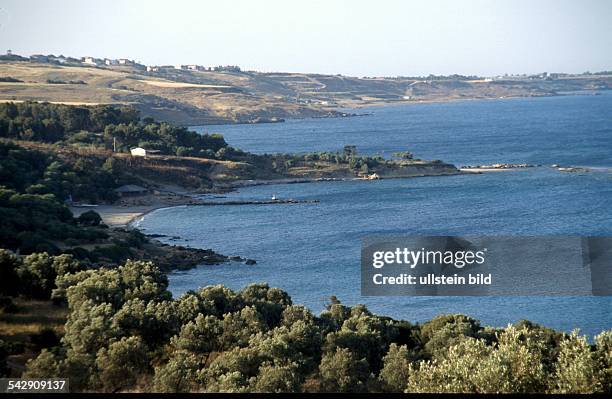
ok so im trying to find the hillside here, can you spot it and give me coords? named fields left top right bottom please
left=1, top=59, right=610, bottom=125
left=0, top=102, right=458, bottom=267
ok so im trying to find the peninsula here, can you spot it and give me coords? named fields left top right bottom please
left=0, top=101, right=460, bottom=271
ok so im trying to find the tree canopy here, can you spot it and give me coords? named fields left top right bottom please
left=5, top=255, right=607, bottom=393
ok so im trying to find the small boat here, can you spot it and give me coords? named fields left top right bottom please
left=271, top=194, right=277, bottom=201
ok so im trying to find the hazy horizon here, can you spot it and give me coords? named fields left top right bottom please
left=1, top=0, right=611, bottom=77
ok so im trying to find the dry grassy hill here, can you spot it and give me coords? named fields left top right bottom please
left=1, top=60, right=610, bottom=125
left=0, top=62, right=334, bottom=125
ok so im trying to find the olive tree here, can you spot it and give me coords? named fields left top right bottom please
left=318, top=347, right=370, bottom=393
left=95, top=336, right=149, bottom=392
left=153, top=351, right=200, bottom=393
left=379, top=344, right=414, bottom=392
left=550, top=331, right=604, bottom=393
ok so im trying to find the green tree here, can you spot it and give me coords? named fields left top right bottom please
left=77, top=210, right=102, bottom=226
left=202, top=347, right=265, bottom=392
left=379, top=344, right=414, bottom=392
left=23, top=349, right=61, bottom=378
left=251, top=362, right=302, bottom=393
left=220, top=306, right=266, bottom=349
left=471, top=326, right=547, bottom=393
left=318, top=347, right=370, bottom=393
left=95, top=336, right=149, bottom=392
left=406, top=337, right=489, bottom=393
left=420, top=314, right=481, bottom=358
left=171, top=314, right=222, bottom=365
left=594, top=331, right=611, bottom=392
left=153, top=351, right=200, bottom=393
left=550, top=331, right=604, bottom=393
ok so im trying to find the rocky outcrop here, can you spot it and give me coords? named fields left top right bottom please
left=374, top=160, right=462, bottom=178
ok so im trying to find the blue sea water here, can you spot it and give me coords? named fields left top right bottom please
left=136, top=93, right=612, bottom=336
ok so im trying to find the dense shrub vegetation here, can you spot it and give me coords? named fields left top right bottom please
left=0, top=141, right=120, bottom=203
left=0, top=141, right=123, bottom=253
left=0, top=102, right=227, bottom=157
left=0, top=102, right=421, bottom=172
left=0, top=252, right=607, bottom=393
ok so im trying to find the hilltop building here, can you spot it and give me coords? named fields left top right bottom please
left=82, top=56, right=101, bottom=66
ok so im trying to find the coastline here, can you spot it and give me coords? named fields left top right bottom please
left=276, top=89, right=609, bottom=118
left=76, top=172, right=468, bottom=229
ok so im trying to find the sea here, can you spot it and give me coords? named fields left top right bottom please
left=134, top=92, right=612, bottom=337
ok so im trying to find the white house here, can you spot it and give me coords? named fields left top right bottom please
left=83, top=57, right=98, bottom=66
left=130, top=147, right=147, bottom=157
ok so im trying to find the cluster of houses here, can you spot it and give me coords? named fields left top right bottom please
left=147, top=64, right=241, bottom=73
left=79, top=56, right=242, bottom=74
left=82, top=56, right=140, bottom=67
left=3, top=50, right=241, bottom=74
left=15, top=51, right=145, bottom=69
left=28, top=53, right=80, bottom=65
left=489, top=72, right=569, bottom=81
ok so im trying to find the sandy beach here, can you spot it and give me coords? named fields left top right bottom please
left=70, top=204, right=160, bottom=228
left=70, top=189, right=203, bottom=228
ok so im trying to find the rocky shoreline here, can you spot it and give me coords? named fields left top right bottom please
left=140, top=235, right=257, bottom=270
left=84, top=161, right=465, bottom=272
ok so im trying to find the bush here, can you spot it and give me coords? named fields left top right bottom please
left=251, top=362, right=302, bottom=393
left=550, top=331, right=605, bottom=393
left=406, top=327, right=551, bottom=393
left=379, top=344, right=414, bottom=392
left=318, top=348, right=370, bottom=393
left=77, top=210, right=102, bottom=226
left=95, top=336, right=149, bottom=392
left=16, top=258, right=612, bottom=394
left=153, top=351, right=200, bottom=393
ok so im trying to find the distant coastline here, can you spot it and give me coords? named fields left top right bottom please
left=2, top=55, right=610, bottom=126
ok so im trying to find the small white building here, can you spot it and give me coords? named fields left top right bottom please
left=83, top=57, right=98, bottom=66
left=130, top=147, right=147, bottom=157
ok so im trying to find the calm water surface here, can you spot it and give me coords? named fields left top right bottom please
left=137, top=93, right=612, bottom=336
